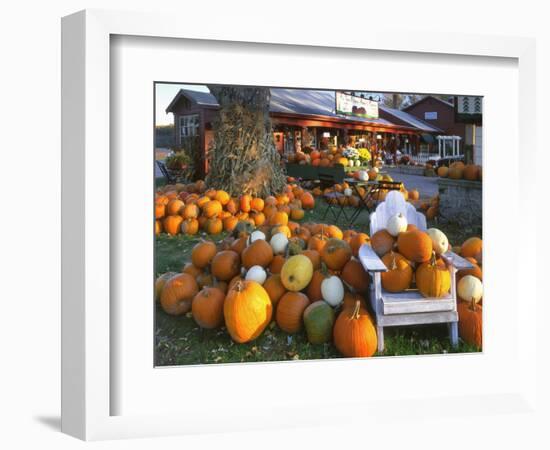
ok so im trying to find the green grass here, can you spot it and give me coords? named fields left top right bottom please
left=154, top=200, right=480, bottom=367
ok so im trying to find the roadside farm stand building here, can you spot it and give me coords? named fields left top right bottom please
left=165, top=88, right=443, bottom=178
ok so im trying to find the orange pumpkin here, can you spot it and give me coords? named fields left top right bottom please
left=415, top=252, right=451, bottom=298
left=241, top=239, right=274, bottom=269
left=269, top=211, right=289, bottom=227
left=457, top=257, right=483, bottom=283
left=380, top=251, right=413, bottom=292
left=155, top=202, right=166, bottom=219
left=160, top=273, right=199, bottom=315
left=165, top=199, right=184, bottom=216
left=191, top=240, right=217, bottom=268
left=211, top=250, right=241, bottom=281
left=250, top=197, right=265, bottom=211
left=457, top=299, right=482, bottom=349
left=249, top=211, right=266, bottom=227
left=224, top=280, right=272, bottom=343
left=321, top=238, right=352, bottom=271
left=350, top=233, right=370, bottom=257
left=370, top=229, right=395, bottom=256
left=203, top=200, right=222, bottom=218
left=461, top=237, right=482, bottom=259
left=181, top=218, right=199, bottom=235
left=191, top=287, right=225, bottom=328
left=230, top=236, right=248, bottom=256
left=301, top=249, right=321, bottom=270
left=214, top=190, right=230, bottom=205
left=269, top=254, right=286, bottom=274
left=306, top=267, right=329, bottom=302
left=223, top=216, right=239, bottom=232
left=205, top=218, right=223, bottom=234
left=290, top=208, right=305, bottom=221
left=240, top=195, right=252, bottom=213
left=341, top=259, right=370, bottom=293
left=307, top=234, right=329, bottom=253
left=300, top=192, right=315, bottom=210
left=333, top=301, right=377, bottom=357
left=155, top=219, right=162, bottom=235
left=342, top=292, right=368, bottom=310
left=397, top=229, right=433, bottom=263
left=163, top=215, right=183, bottom=236
left=276, top=292, right=310, bottom=333
left=263, top=274, right=287, bottom=309
left=463, top=165, right=480, bottom=181
left=182, top=262, right=202, bottom=278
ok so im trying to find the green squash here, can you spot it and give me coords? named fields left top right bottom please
left=303, top=301, right=335, bottom=344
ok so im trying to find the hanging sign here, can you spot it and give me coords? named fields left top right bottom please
left=335, top=92, right=379, bottom=119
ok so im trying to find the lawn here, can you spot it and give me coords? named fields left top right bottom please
left=154, top=199, right=480, bottom=366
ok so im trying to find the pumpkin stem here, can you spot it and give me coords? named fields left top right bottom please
left=430, top=251, right=437, bottom=267
left=469, top=296, right=477, bottom=312
left=351, top=300, right=361, bottom=320
left=234, top=280, right=244, bottom=292
left=391, top=251, right=397, bottom=270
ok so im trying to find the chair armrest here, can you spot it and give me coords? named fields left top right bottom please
left=358, top=244, right=387, bottom=272
left=441, top=251, right=475, bottom=270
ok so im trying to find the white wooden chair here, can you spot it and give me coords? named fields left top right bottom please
left=358, top=191, right=473, bottom=353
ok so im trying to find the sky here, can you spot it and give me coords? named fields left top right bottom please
left=155, top=83, right=209, bottom=126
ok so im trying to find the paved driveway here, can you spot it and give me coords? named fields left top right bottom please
left=385, top=167, right=438, bottom=199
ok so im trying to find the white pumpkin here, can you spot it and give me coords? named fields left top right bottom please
left=457, top=275, right=483, bottom=303
left=245, top=265, right=267, bottom=285
left=249, top=230, right=266, bottom=244
left=321, top=275, right=344, bottom=307
left=270, top=232, right=288, bottom=255
left=386, top=213, right=408, bottom=237
left=427, top=228, right=449, bottom=255
left=357, top=170, right=368, bottom=181
left=344, top=188, right=353, bottom=197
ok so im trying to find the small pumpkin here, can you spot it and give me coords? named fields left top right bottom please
left=426, top=228, right=449, bottom=255
left=381, top=251, right=413, bottom=292
left=249, top=230, right=266, bottom=243
left=223, top=280, right=272, bottom=343
left=321, top=275, right=344, bottom=307
left=321, top=238, right=352, bottom=271
left=397, top=229, right=433, bottom=263
left=263, top=274, right=287, bottom=308
left=415, top=252, right=451, bottom=298
left=163, top=215, right=183, bottom=236
left=191, top=240, right=217, bottom=269
left=457, top=299, right=482, bottom=349
left=303, top=301, right=335, bottom=344
left=457, top=257, right=483, bottom=283
left=386, top=213, right=408, bottom=237
left=246, top=265, right=267, bottom=285
left=268, top=254, right=286, bottom=274
left=371, top=229, right=396, bottom=257
left=333, top=300, right=377, bottom=357
left=160, top=273, right=199, bottom=315
left=211, top=250, right=241, bottom=281
left=276, top=292, right=310, bottom=333
left=181, top=218, right=199, bottom=235
left=461, top=237, right=482, bottom=259
left=280, top=254, right=313, bottom=292
left=457, top=275, right=483, bottom=303
left=350, top=233, right=370, bottom=257
left=155, top=272, right=178, bottom=302
left=270, top=232, right=289, bottom=255
left=241, top=239, right=274, bottom=269
left=191, top=287, right=225, bottom=329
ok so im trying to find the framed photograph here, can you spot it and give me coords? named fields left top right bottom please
left=61, top=9, right=539, bottom=441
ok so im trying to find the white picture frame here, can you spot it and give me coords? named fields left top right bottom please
left=61, top=9, right=539, bottom=441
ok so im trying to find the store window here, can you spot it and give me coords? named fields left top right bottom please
left=179, top=114, right=200, bottom=139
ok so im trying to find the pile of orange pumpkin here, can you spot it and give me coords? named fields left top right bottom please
left=155, top=180, right=315, bottom=236
left=287, top=146, right=356, bottom=168
left=155, top=215, right=483, bottom=356
left=435, top=161, right=482, bottom=181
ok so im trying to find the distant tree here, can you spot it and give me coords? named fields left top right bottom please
left=155, top=124, right=175, bottom=148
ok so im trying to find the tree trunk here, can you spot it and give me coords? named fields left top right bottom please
left=205, top=86, right=286, bottom=197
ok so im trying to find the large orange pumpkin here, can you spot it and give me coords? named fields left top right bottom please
left=180, top=218, right=199, bottom=235
left=214, top=190, right=230, bottom=205
left=341, top=259, right=370, bottom=293
left=300, top=192, right=315, bottom=210
left=191, top=287, right=225, bottom=329
left=371, top=229, right=396, bottom=257
left=397, top=229, right=433, bottom=263
left=191, top=240, right=217, bottom=269
left=415, top=252, right=451, bottom=298
left=205, top=218, right=223, bottom=235
left=276, top=292, right=310, bottom=333
left=160, top=273, right=199, bottom=315
left=155, top=202, right=166, bottom=219
left=269, top=211, right=289, bottom=227
left=333, top=301, right=377, bottom=357
left=457, top=299, right=482, bottom=349
left=250, top=197, right=265, bottom=212
left=241, top=239, right=274, bottom=269
left=165, top=199, right=184, bottom=216
left=182, top=203, right=199, bottom=219
left=211, top=250, right=241, bottom=281
left=380, top=251, right=413, bottom=292
left=203, top=200, right=222, bottom=218
left=223, top=280, right=272, bottom=343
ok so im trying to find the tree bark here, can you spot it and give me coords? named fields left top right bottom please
left=205, top=86, right=286, bottom=197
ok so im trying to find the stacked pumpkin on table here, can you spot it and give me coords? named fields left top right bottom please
left=154, top=180, right=315, bottom=237
left=437, top=161, right=482, bottom=181
left=155, top=221, right=378, bottom=358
